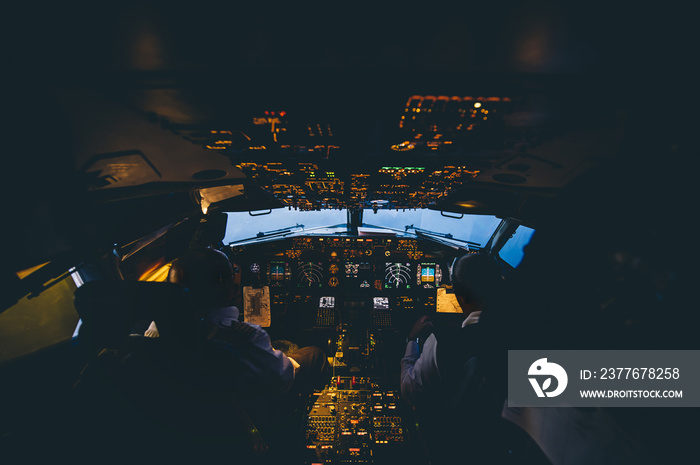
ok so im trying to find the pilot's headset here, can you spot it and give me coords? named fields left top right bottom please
left=448, top=252, right=490, bottom=295
left=449, top=253, right=503, bottom=304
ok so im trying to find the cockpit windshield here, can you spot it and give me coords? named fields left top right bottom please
left=225, top=209, right=348, bottom=244
left=224, top=209, right=503, bottom=249
left=365, top=210, right=502, bottom=248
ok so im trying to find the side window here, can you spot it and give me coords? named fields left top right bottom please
left=138, top=263, right=172, bottom=282
left=499, top=225, right=536, bottom=268
left=0, top=273, right=80, bottom=364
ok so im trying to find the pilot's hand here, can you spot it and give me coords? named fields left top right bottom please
left=408, top=315, right=433, bottom=340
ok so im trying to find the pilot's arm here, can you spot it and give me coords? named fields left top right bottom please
left=207, top=308, right=296, bottom=394
left=218, top=321, right=296, bottom=393
left=244, top=324, right=297, bottom=393
left=400, top=316, right=441, bottom=406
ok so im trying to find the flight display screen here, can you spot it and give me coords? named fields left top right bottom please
left=298, top=261, right=325, bottom=288
left=319, top=296, right=335, bottom=308
left=384, top=262, right=412, bottom=289
left=373, top=297, right=390, bottom=309
left=416, top=263, right=441, bottom=288
left=268, top=260, right=291, bottom=283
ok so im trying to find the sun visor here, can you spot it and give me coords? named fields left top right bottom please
left=81, top=151, right=161, bottom=190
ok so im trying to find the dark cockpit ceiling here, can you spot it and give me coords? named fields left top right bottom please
left=3, top=2, right=695, bottom=292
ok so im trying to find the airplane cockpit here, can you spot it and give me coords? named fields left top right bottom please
left=219, top=213, right=530, bottom=463
left=1, top=3, right=696, bottom=464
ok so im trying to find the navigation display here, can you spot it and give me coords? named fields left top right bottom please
left=384, top=262, right=412, bottom=289
left=373, top=297, right=389, bottom=309
left=298, top=261, right=324, bottom=288
left=319, top=296, right=335, bottom=308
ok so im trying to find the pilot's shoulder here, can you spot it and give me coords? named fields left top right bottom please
left=226, top=320, right=261, bottom=340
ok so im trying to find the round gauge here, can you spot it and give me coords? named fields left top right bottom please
left=385, top=250, right=391, bottom=257
left=297, top=262, right=324, bottom=287
left=365, top=249, right=372, bottom=256
left=250, top=263, right=260, bottom=273
left=384, top=263, right=412, bottom=289
left=329, top=277, right=339, bottom=287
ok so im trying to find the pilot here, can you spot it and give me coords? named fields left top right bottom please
left=400, top=253, right=502, bottom=404
left=159, top=249, right=293, bottom=389
left=400, top=253, right=505, bottom=463
left=170, top=248, right=328, bottom=398
left=163, top=247, right=328, bottom=398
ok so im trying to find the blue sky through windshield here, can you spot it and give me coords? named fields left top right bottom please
left=498, top=225, right=536, bottom=268
left=224, top=209, right=501, bottom=248
left=363, top=210, right=501, bottom=247
left=224, top=209, right=347, bottom=244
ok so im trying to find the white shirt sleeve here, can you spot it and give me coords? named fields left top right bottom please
left=400, top=333, right=443, bottom=407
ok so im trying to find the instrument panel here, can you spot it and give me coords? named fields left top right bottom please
left=230, top=236, right=465, bottom=464
left=239, top=238, right=442, bottom=291
left=230, top=235, right=457, bottom=330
